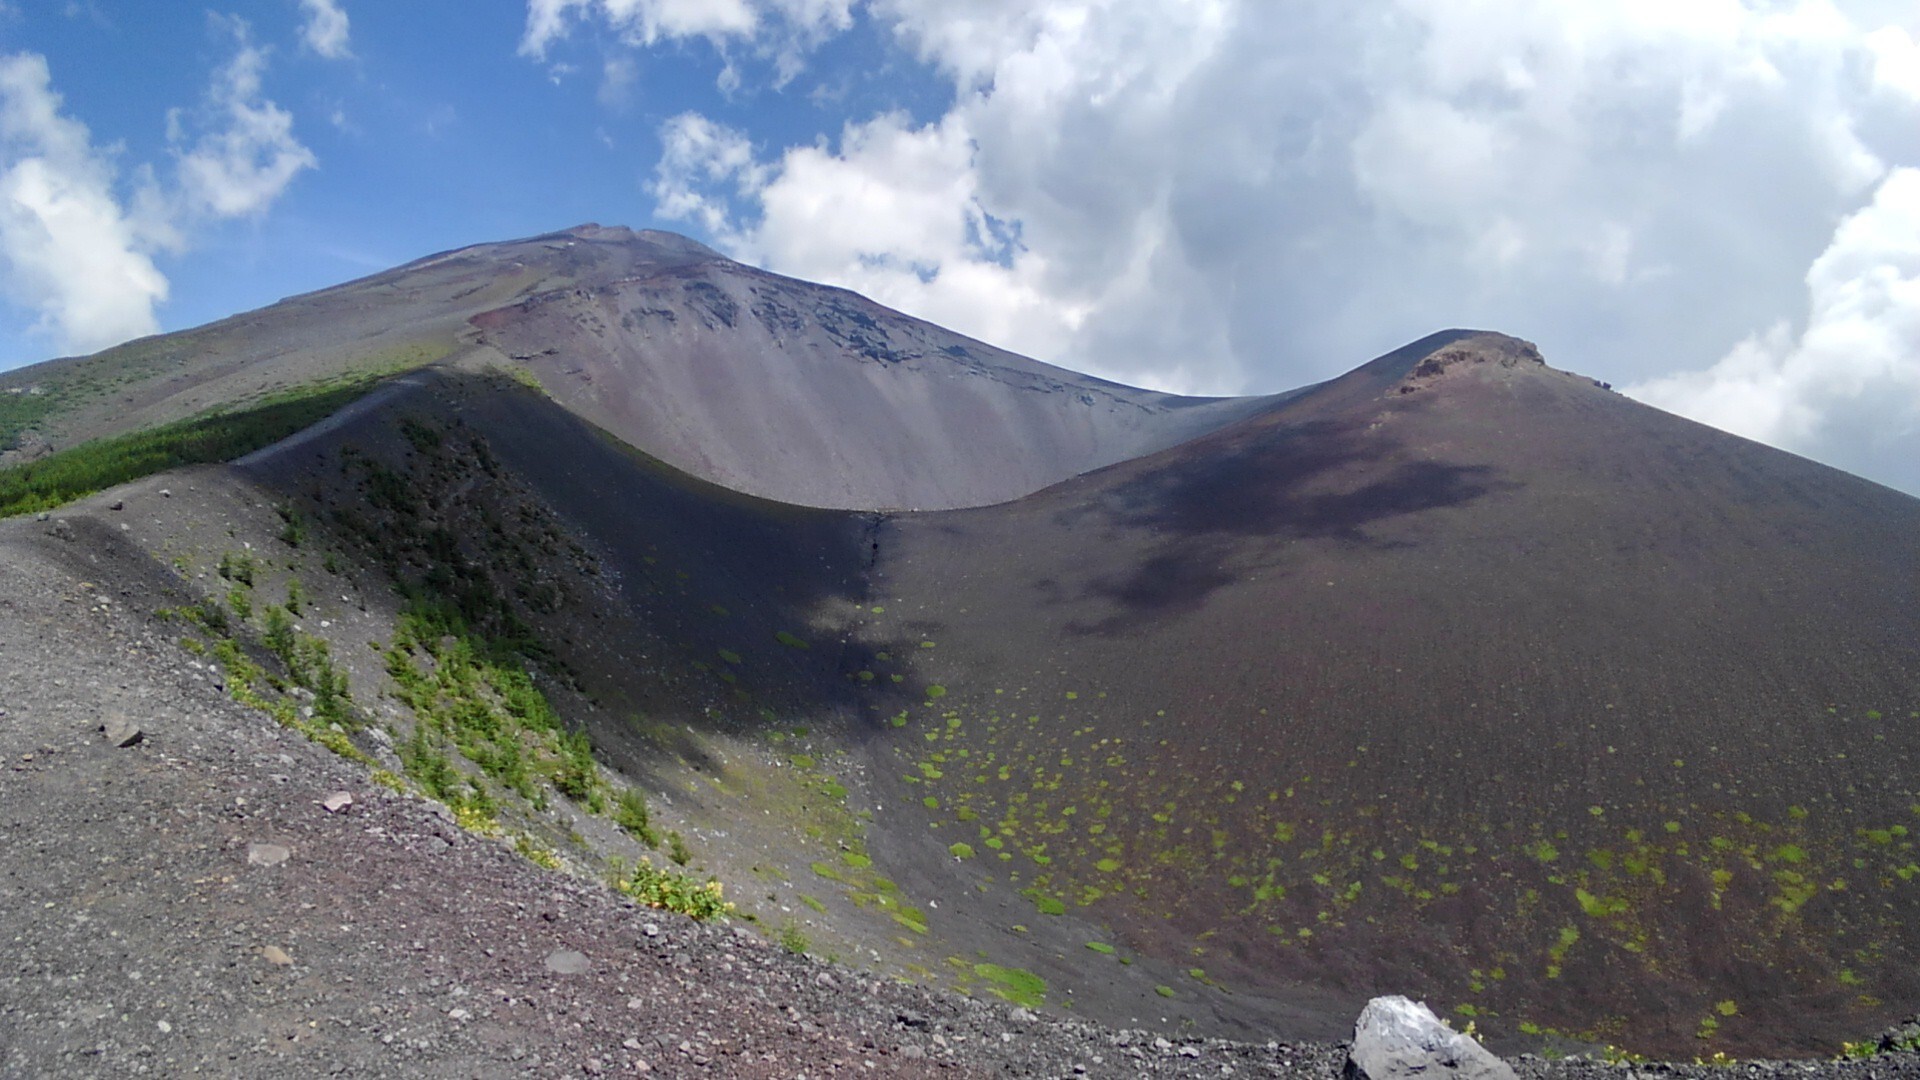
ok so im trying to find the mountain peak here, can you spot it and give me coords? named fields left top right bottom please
left=1389, top=331, right=1550, bottom=397
left=1409, top=331, right=1545, bottom=377
left=559, top=222, right=723, bottom=258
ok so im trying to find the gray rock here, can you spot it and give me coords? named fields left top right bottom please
left=544, top=948, right=589, bottom=975
left=1875, top=1016, right=1920, bottom=1052
left=101, top=715, right=143, bottom=747
left=1344, top=996, right=1515, bottom=1080
left=246, top=843, right=291, bottom=867
left=320, top=791, right=353, bottom=813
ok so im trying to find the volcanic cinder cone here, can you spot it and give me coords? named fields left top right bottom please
left=856, top=330, right=1920, bottom=1056
left=5, top=228, right=1917, bottom=1061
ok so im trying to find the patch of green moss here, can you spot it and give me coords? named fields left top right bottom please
left=973, top=964, right=1046, bottom=1007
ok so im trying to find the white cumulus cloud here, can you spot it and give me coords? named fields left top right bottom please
left=298, top=0, right=352, bottom=61
left=0, top=52, right=169, bottom=355
left=0, top=24, right=315, bottom=360
left=628, top=0, right=1920, bottom=491
left=1627, top=167, right=1920, bottom=491
left=172, top=22, right=317, bottom=220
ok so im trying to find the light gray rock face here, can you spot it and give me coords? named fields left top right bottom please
left=1344, top=996, right=1516, bottom=1080
left=101, top=715, right=143, bottom=747
left=544, top=948, right=590, bottom=975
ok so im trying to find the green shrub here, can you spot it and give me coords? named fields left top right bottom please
left=275, top=504, right=306, bottom=547
left=262, top=604, right=295, bottom=661
left=552, top=729, right=602, bottom=809
left=777, top=920, right=810, bottom=954
left=972, top=964, right=1046, bottom=1008
left=615, top=788, right=659, bottom=847
left=616, top=860, right=733, bottom=921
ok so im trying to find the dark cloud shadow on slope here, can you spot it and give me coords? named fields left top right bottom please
left=1060, top=416, right=1517, bottom=633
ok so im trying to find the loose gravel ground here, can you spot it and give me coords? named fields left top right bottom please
left=6, top=507, right=1920, bottom=1078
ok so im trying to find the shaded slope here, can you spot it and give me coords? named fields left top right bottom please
left=235, top=368, right=881, bottom=767
left=857, top=332, right=1920, bottom=1056
left=223, top=367, right=1352, bottom=1036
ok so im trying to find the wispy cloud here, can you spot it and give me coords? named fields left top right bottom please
left=297, top=0, right=352, bottom=61
left=171, top=19, right=317, bottom=219
left=519, top=0, right=852, bottom=85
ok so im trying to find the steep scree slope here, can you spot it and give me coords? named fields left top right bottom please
left=855, top=331, right=1920, bottom=1057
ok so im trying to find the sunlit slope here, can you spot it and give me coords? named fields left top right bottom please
left=6, top=222, right=1275, bottom=511
left=0, top=226, right=640, bottom=456
left=470, top=250, right=1276, bottom=510
left=856, top=331, right=1920, bottom=1056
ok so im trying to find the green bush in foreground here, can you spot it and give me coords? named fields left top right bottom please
left=616, top=860, right=734, bottom=921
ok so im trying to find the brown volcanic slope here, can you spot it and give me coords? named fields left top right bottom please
left=3, top=224, right=1274, bottom=510
left=466, top=233, right=1275, bottom=510
left=854, top=331, right=1920, bottom=1057
left=7, top=223, right=1920, bottom=1064
left=217, top=331, right=1920, bottom=1058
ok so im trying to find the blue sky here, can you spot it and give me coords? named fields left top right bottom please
left=1, top=1, right=1918, bottom=495
left=0, top=1, right=949, bottom=343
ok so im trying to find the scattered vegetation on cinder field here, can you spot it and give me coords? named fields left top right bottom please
left=160, top=564, right=368, bottom=768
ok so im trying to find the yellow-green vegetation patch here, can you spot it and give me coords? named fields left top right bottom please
left=159, top=576, right=370, bottom=771
left=616, top=860, right=735, bottom=921
left=972, top=963, right=1046, bottom=1008
left=879, top=672, right=1920, bottom=1050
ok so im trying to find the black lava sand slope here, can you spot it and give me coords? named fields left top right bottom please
left=855, top=331, right=1920, bottom=1058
